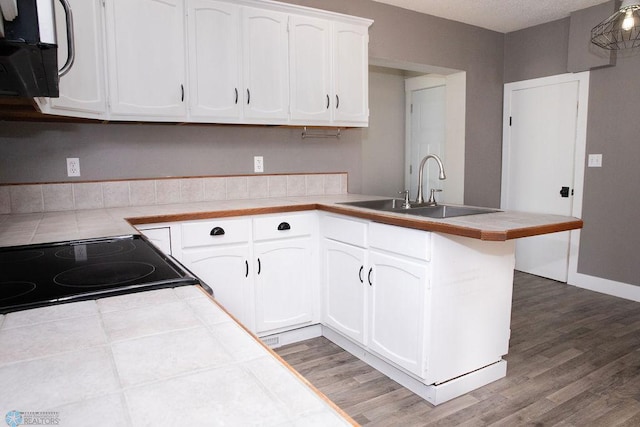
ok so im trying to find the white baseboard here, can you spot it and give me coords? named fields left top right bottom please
left=569, top=272, right=640, bottom=302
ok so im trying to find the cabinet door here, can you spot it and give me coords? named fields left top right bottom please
left=242, top=7, right=289, bottom=122
left=368, top=250, right=430, bottom=377
left=254, top=237, right=313, bottom=333
left=39, top=0, right=106, bottom=117
left=105, top=0, right=186, bottom=118
left=181, top=245, right=252, bottom=325
left=323, top=239, right=367, bottom=344
left=289, top=15, right=331, bottom=123
left=187, top=0, right=242, bottom=120
left=333, top=22, right=369, bottom=125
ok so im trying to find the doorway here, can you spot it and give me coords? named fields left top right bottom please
left=405, top=73, right=466, bottom=205
left=502, top=72, right=589, bottom=282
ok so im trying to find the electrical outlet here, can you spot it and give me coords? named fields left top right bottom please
left=254, top=156, right=264, bottom=173
left=588, top=154, right=602, bottom=168
left=67, top=158, right=81, bottom=177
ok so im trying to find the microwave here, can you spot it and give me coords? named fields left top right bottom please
left=0, top=0, right=74, bottom=97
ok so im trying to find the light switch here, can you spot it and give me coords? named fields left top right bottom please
left=588, top=154, right=602, bottom=168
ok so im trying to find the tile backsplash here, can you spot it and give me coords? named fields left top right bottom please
left=0, top=173, right=348, bottom=214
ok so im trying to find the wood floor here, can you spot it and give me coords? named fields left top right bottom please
left=275, top=272, right=640, bottom=426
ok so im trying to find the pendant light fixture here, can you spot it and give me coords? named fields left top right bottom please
left=591, top=0, right=640, bottom=50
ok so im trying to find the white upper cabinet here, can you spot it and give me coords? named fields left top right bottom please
left=105, top=0, right=187, bottom=119
left=333, top=22, right=369, bottom=125
left=187, top=0, right=242, bottom=120
left=36, top=0, right=107, bottom=118
left=289, top=15, right=331, bottom=123
left=242, top=7, right=290, bottom=122
left=37, top=0, right=371, bottom=126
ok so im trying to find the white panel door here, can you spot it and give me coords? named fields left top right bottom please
left=333, top=22, right=368, bottom=124
left=187, top=0, right=242, bottom=120
left=105, top=0, right=186, bottom=118
left=289, top=15, right=331, bottom=123
left=503, top=78, right=580, bottom=282
left=409, top=85, right=446, bottom=201
left=242, top=7, right=289, bottom=121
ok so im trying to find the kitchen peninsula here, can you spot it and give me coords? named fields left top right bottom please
left=0, top=185, right=582, bottom=420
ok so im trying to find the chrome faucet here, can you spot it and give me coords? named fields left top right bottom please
left=416, top=154, right=446, bottom=205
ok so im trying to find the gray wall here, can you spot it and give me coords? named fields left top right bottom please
left=504, top=19, right=640, bottom=286
left=361, top=66, right=406, bottom=197
left=0, top=123, right=364, bottom=189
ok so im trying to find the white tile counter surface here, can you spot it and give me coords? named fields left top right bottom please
left=0, top=194, right=582, bottom=247
left=0, top=287, right=352, bottom=426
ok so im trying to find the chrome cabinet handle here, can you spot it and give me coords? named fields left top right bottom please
left=245, top=260, right=249, bottom=277
left=326, top=94, right=330, bottom=109
left=257, top=258, right=261, bottom=275
left=336, top=94, right=340, bottom=109
left=368, top=267, right=373, bottom=286
left=57, top=0, right=75, bottom=77
left=181, top=84, right=184, bottom=102
left=235, top=88, right=238, bottom=104
left=247, top=89, right=251, bottom=104
left=359, top=265, right=364, bottom=283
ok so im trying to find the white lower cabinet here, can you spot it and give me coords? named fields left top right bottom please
left=367, top=250, right=429, bottom=378
left=182, top=244, right=252, bottom=324
left=323, top=239, right=367, bottom=344
left=322, top=214, right=430, bottom=378
left=254, top=237, right=313, bottom=333
left=171, top=212, right=317, bottom=334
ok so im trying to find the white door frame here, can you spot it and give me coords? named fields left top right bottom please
left=501, top=72, right=590, bottom=283
left=405, top=72, right=466, bottom=204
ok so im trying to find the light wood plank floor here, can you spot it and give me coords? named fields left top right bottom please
left=275, top=271, right=640, bottom=426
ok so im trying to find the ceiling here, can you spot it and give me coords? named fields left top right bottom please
left=370, top=0, right=611, bottom=33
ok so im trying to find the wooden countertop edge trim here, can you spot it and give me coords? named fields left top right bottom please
left=126, top=203, right=583, bottom=241
left=195, top=286, right=359, bottom=427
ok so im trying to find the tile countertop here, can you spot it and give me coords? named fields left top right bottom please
left=0, top=286, right=354, bottom=427
left=0, top=194, right=583, bottom=247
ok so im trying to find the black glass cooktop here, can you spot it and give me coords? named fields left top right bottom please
left=0, top=235, right=203, bottom=314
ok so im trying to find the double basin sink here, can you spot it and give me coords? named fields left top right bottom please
left=339, top=199, right=500, bottom=219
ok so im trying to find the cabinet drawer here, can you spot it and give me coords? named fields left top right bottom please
left=253, top=213, right=314, bottom=241
left=369, top=222, right=431, bottom=261
left=181, top=218, right=251, bottom=248
left=321, top=214, right=367, bottom=247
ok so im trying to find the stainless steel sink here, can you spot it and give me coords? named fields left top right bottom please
left=338, top=199, right=500, bottom=218
left=338, top=199, right=409, bottom=211
left=402, top=205, right=500, bottom=218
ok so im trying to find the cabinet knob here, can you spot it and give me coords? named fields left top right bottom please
left=277, top=222, right=291, bottom=231
left=210, top=227, right=225, bottom=236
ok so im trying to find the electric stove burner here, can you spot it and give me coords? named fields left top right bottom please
left=55, top=241, right=136, bottom=260
left=0, top=250, right=45, bottom=264
left=54, top=261, right=156, bottom=287
left=0, top=281, right=37, bottom=301
left=0, top=235, right=206, bottom=314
